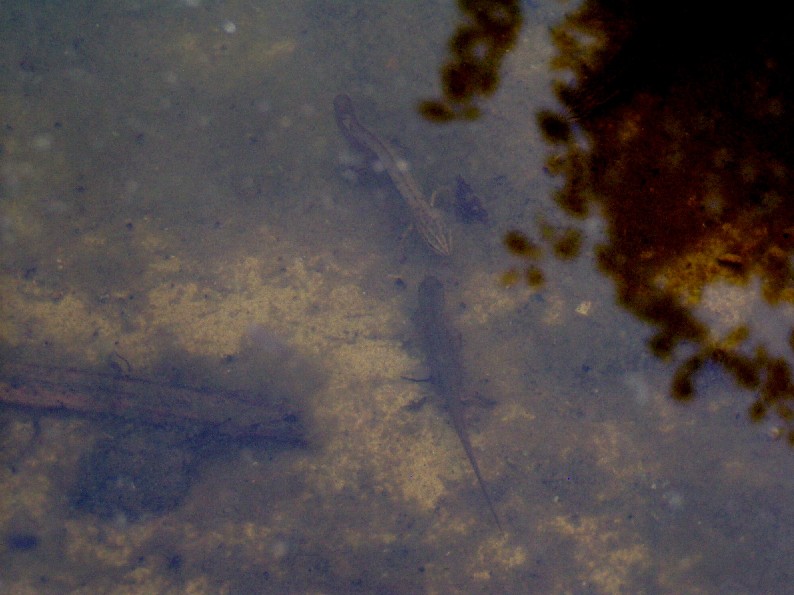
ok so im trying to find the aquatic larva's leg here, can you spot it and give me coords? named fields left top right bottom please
left=429, top=184, right=453, bottom=207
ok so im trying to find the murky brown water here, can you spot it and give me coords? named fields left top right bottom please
left=2, top=1, right=794, bottom=593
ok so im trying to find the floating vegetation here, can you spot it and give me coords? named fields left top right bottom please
left=419, top=0, right=523, bottom=122
left=424, top=0, right=794, bottom=443
left=504, top=1, right=794, bottom=442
